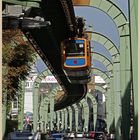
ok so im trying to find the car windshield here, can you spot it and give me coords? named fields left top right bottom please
left=65, top=41, right=85, bottom=57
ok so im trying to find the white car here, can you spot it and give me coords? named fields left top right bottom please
left=75, top=132, right=84, bottom=138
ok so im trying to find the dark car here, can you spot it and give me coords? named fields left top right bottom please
left=94, top=131, right=105, bottom=140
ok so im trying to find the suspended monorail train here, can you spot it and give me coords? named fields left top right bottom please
left=61, top=37, right=91, bottom=84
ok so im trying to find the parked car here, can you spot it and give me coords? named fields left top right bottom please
left=75, top=132, right=84, bottom=138
left=89, top=131, right=95, bottom=139
left=64, top=132, right=75, bottom=139
left=94, top=131, right=105, bottom=140
left=52, top=133, right=64, bottom=140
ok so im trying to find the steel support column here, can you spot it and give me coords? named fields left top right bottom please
left=56, top=111, right=60, bottom=130
left=18, top=81, right=25, bottom=130
left=113, top=55, right=121, bottom=139
left=64, top=109, right=68, bottom=130
left=61, top=110, right=64, bottom=130
left=73, top=104, right=78, bottom=132
left=106, top=76, right=115, bottom=133
left=120, top=31, right=131, bottom=140
left=68, top=106, right=72, bottom=131
left=80, top=98, right=89, bottom=132
left=129, top=1, right=138, bottom=139
left=44, top=101, right=49, bottom=132
left=50, top=97, right=54, bottom=131
left=40, top=105, right=44, bottom=132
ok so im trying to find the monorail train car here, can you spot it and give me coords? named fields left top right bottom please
left=61, top=37, right=91, bottom=84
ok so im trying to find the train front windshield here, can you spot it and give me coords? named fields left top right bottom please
left=65, top=40, right=85, bottom=57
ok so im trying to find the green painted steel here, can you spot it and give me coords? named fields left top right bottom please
left=92, top=69, right=110, bottom=85
left=89, top=0, right=127, bottom=27
left=44, top=101, right=49, bottom=132
left=129, top=0, right=138, bottom=139
left=91, top=45, right=114, bottom=130
left=39, top=105, right=44, bottom=131
left=39, top=97, right=49, bottom=132
left=91, top=45, right=115, bottom=134
left=64, top=109, right=68, bottom=130
left=61, top=110, right=64, bottom=130
left=33, top=69, right=52, bottom=132
left=18, top=81, right=25, bottom=130
left=80, top=99, right=89, bottom=132
left=68, top=106, right=72, bottom=131
left=87, top=93, right=97, bottom=130
left=72, top=104, right=78, bottom=132
left=33, top=80, right=40, bottom=131
left=56, top=111, right=60, bottom=130
left=95, top=85, right=106, bottom=93
left=50, top=97, right=54, bottom=130
left=91, top=32, right=119, bottom=55
left=38, top=85, right=61, bottom=131
left=120, top=33, right=131, bottom=140
left=113, top=55, right=121, bottom=139
left=93, top=53, right=113, bottom=73
left=3, top=0, right=41, bottom=8
left=108, top=76, right=115, bottom=133
left=90, top=0, right=132, bottom=139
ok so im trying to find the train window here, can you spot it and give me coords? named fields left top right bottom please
left=65, top=42, right=85, bottom=56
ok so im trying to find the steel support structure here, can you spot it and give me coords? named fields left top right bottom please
left=72, top=104, right=78, bottom=132
left=67, top=106, right=72, bottom=131
left=56, top=111, right=60, bottom=130
left=18, top=81, right=25, bottom=130
left=80, top=98, right=89, bottom=132
left=64, top=109, right=68, bottom=130
left=60, top=110, right=64, bottom=130
left=129, top=1, right=138, bottom=139
left=87, top=93, right=97, bottom=130
left=86, top=1, right=130, bottom=139
left=33, top=69, right=52, bottom=132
